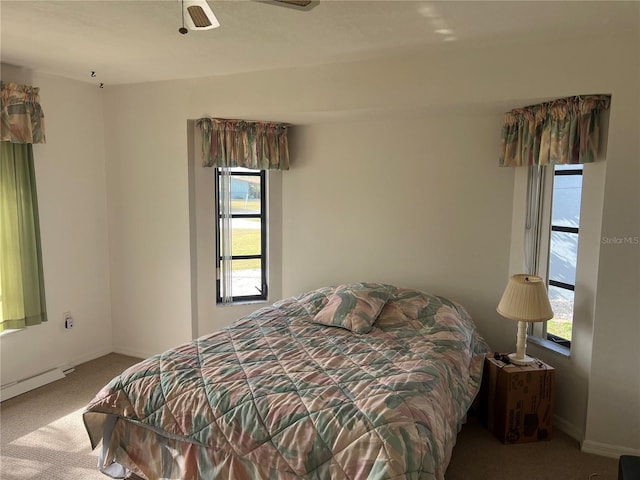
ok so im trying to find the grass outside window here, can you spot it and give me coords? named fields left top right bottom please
left=229, top=199, right=261, bottom=270
left=232, top=227, right=261, bottom=270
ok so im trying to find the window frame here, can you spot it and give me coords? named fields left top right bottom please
left=546, top=166, right=583, bottom=348
left=529, top=164, right=584, bottom=352
left=214, top=167, right=268, bottom=304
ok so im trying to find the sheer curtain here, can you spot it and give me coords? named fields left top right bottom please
left=0, top=81, right=47, bottom=332
left=218, top=168, right=233, bottom=303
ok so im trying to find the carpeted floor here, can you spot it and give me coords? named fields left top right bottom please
left=0, top=353, right=619, bottom=479
left=0, top=353, right=141, bottom=480
left=447, top=414, right=618, bottom=480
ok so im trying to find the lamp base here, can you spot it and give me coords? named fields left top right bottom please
left=508, top=352, right=536, bottom=365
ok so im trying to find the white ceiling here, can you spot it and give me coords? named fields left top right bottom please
left=1, top=0, right=638, bottom=86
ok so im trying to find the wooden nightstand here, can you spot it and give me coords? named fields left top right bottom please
left=479, top=354, right=555, bottom=444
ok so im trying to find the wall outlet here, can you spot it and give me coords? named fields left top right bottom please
left=63, top=311, right=74, bottom=329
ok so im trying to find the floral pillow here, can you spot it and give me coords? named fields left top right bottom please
left=313, top=283, right=392, bottom=334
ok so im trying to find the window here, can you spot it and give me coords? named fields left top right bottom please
left=546, top=165, right=583, bottom=347
left=528, top=165, right=584, bottom=350
left=215, top=167, right=267, bottom=303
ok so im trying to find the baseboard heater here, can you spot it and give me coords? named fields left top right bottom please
left=0, top=367, right=71, bottom=402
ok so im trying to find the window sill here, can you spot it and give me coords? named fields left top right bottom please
left=0, top=328, right=25, bottom=338
left=216, top=299, right=269, bottom=307
left=528, top=336, right=571, bottom=358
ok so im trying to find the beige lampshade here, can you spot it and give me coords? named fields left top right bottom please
left=497, top=274, right=554, bottom=322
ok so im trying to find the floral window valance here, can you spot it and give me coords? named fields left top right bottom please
left=1, top=82, right=46, bottom=145
left=197, top=118, right=290, bottom=170
left=499, top=94, right=611, bottom=167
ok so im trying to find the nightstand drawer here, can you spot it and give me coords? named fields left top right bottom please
left=480, top=354, right=555, bottom=444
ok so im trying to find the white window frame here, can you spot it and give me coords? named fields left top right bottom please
left=527, top=165, right=583, bottom=353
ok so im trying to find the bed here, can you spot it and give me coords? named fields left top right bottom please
left=83, top=283, right=490, bottom=480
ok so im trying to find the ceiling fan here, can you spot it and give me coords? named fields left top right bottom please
left=179, top=0, right=317, bottom=34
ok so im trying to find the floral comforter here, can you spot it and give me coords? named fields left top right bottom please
left=83, top=285, right=489, bottom=480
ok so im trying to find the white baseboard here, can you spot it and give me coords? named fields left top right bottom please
left=0, top=347, right=117, bottom=402
left=66, top=347, right=114, bottom=370
left=0, top=368, right=66, bottom=402
left=111, top=346, right=151, bottom=360
left=582, top=439, right=640, bottom=459
left=553, top=414, right=583, bottom=442
left=553, top=415, right=640, bottom=458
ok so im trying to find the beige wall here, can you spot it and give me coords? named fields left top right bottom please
left=0, top=65, right=113, bottom=384
left=584, top=64, right=640, bottom=454
left=103, top=83, right=194, bottom=357
left=281, top=115, right=512, bottom=324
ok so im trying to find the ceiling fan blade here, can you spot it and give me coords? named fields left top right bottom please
left=259, top=0, right=318, bottom=11
left=188, top=5, right=213, bottom=27
left=183, top=0, right=220, bottom=30
left=274, top=0, right=312, bottom=6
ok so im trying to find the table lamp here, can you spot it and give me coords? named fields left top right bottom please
left=497, top=274, right=554, bottom=365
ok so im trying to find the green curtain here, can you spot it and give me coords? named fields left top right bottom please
left=197, top=118, right=290, bottom=170
left=0, top=141, right=47, bottom=331
left=499, top=95, right=611, bottom=167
